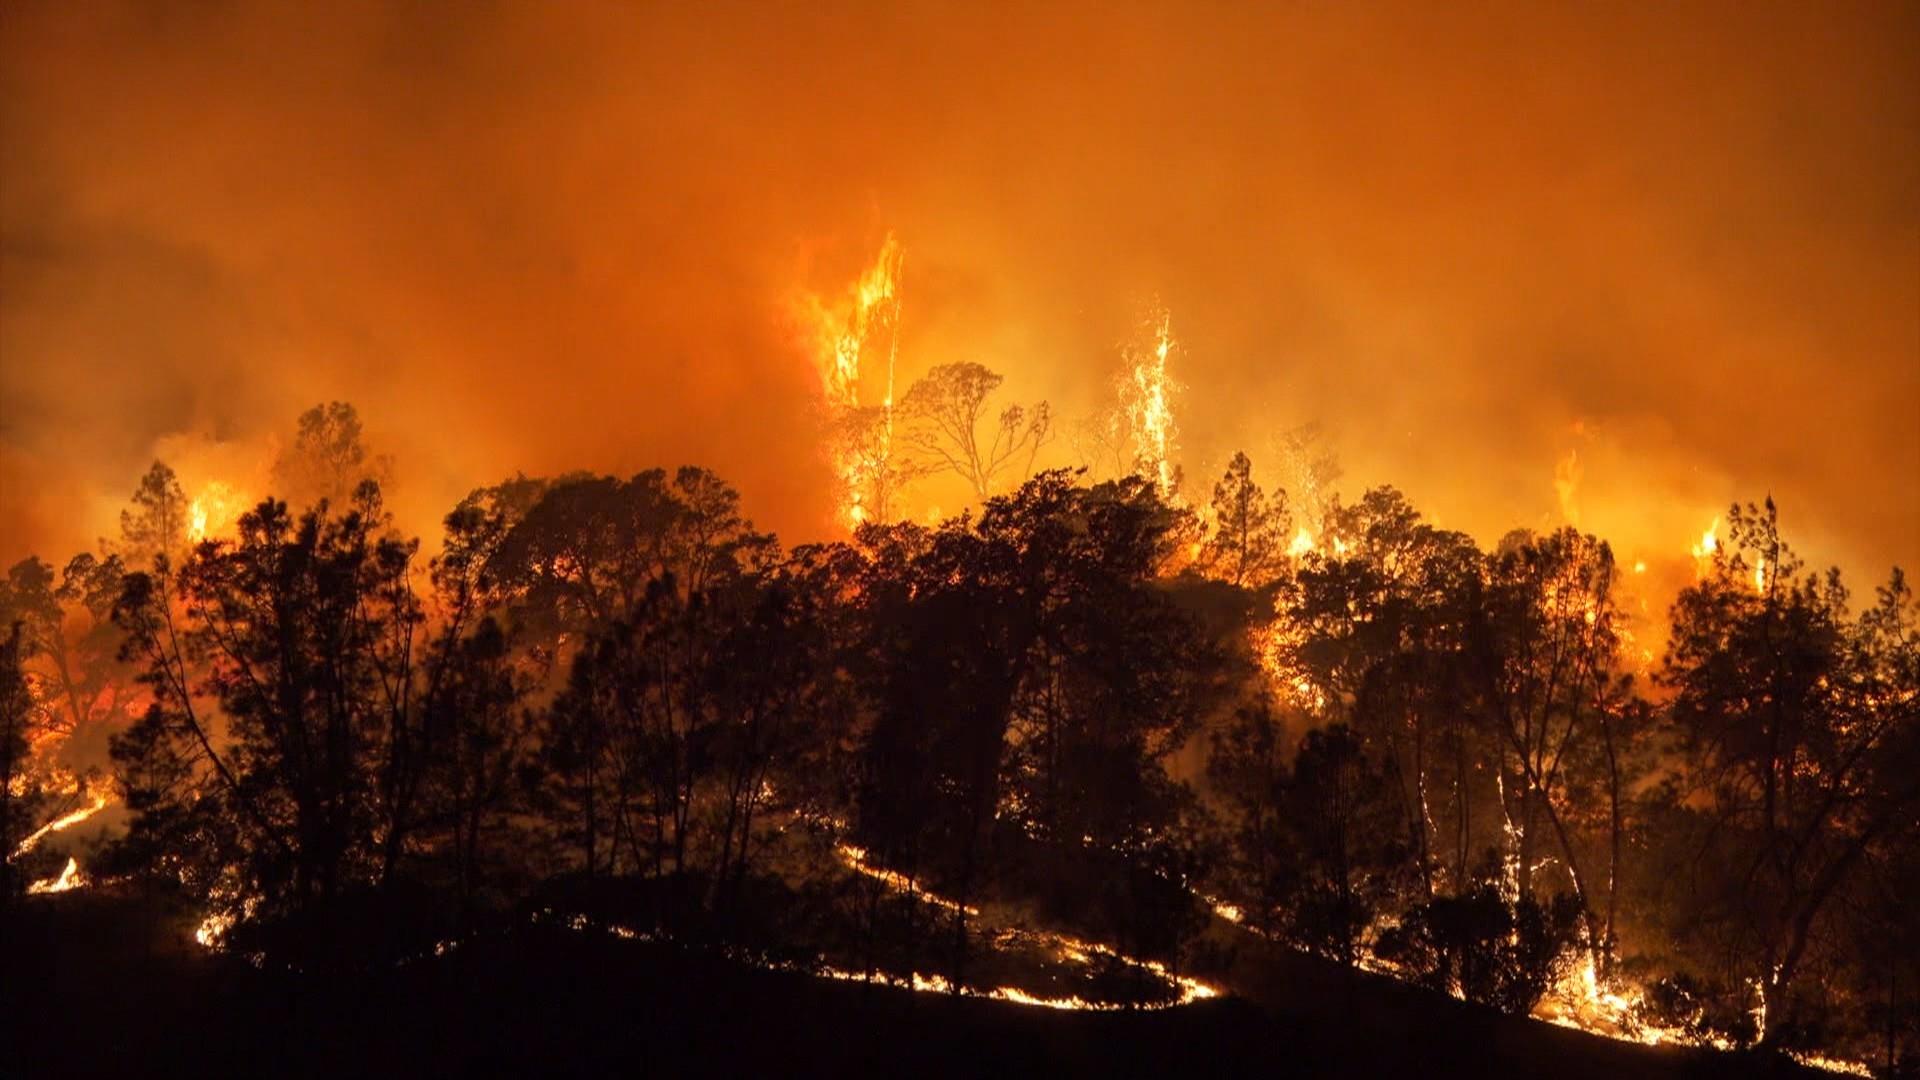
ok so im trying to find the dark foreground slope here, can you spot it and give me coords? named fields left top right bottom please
left=2, top=892, right=1827, bottom=1080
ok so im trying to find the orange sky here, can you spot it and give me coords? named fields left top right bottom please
left=3, top=3, right=1915, bottom=596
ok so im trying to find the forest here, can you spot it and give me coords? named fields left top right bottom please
left=3, top=400, right=1915, bottom=1077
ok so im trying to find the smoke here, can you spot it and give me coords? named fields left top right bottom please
left=4, top=3, right=1915, bottom=589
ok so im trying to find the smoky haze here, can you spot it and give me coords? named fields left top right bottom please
left=3, top=3, right=1915, bottom=591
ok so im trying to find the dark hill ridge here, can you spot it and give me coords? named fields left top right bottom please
left=2, top=891, right=1828, bottom=1079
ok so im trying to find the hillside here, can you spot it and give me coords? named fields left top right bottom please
left=2, top=891, right=1828, bottom=1080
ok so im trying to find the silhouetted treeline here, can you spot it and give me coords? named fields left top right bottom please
left=1, top=403, right=1913, bottom=1071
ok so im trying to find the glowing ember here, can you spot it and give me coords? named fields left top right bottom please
left=194, top=912, right=236, bottom=949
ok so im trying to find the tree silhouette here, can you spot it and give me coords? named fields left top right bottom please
left=117, top=461, right=189, bottom=571
left=899, top=362, right=1052, bottom=502
left=110, top=484, right=423, bottom=946
left=272, top=401, right=392, bottom=511
left=0, top=623, right=54, bottom=905
left=11, top=436, right=1903, bottom=1067
left=1658, top=499, right=1919, bottom=1047
left=1199, top=451, right=1290, bottom=588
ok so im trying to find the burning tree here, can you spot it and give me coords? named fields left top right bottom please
left=796, top=234, right=907, bottom=527
left=1073, top=307, right=1184, bottom=500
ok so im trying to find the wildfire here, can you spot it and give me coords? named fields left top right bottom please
left=187, top=480, right=248, bottom=542
left=191, top=874, right=260, bottom=949
left=799, top=233, right=905, bottom=527
left=195, top=911, right=236, bottom=949
left=1252, top=598, right=1330, bottom=714
left=1123, top=309, right=1180, bottom=499
left=1528, top=953, right=1868, bottom=1072
left=1690, top=516, right=1720, bottom=575
left=11, top=779, right=111, bottom=858
left=831, top=840, right=1219, bottom=1009
left=836, top=842, right=979, bottom=917
left=27, top=855, right=84, bottom=895
left=1535, top=955, right=1648, bottom=1039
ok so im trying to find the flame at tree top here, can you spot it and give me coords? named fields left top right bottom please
left=798, top=233, right=905, bottom=528
left=1690, top=515, right=1721, bottom=575
left=1123, top=309, right=1181, bottom=499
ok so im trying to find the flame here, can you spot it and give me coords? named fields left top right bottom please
left=831, top=841, right=1219, bottom=1008
left=799, top=234, right=904, bottom=528
left=837, top=842, right=979, bottom=917
left=187, top=480, right=249, bottom=542
left=27, top=855, right=84, bottom=895
left=1787, top=1052, right=1875, bottom=1077
left=1124, top=309, right=1180, bottom=498
left=1690, top=516, right=1720, bottom=576
left=1288, top=526, right=1316, bottom=558
left=11, top=780, right=111, bottom=858
left=1253, top=617, right=1330, bottom=713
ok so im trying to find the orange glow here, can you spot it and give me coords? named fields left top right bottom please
left=1124, top=309, right=1181, bottom=499
left=187, top=480, right=248, bottom=542
left=1691, top=516, right=1721, bottom=575
left=796, top=233, right=904, bottom=528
